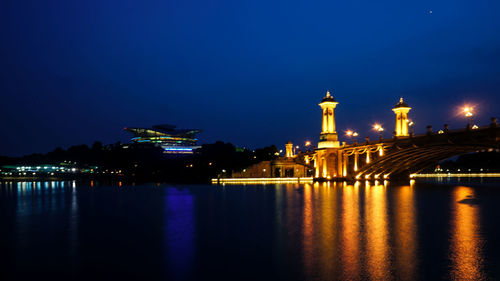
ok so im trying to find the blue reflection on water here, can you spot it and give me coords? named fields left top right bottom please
left=165, top=187, right=194, bottom=280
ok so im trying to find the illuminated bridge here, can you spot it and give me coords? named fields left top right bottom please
left=339, top=123, right=500, bottom=180
left=307, top=92, right=500, bottom=181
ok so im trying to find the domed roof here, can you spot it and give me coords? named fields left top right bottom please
left=321, top=91, right=336, bottom=102
left=394, top=97, right=410, bottom=108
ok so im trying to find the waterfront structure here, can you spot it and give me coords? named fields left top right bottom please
left=215, top=92, right=500, bottom=183
left=307, top=93, right=500, bottom=180
left=231, top=141, right=314, bottom=178
left=124, top=124, right=201, bottom=154
left=0, top=164, right=107, bottom=177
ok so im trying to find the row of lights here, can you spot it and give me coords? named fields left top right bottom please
left=345, top=123, right=388, bottom=141
left=246, top=105, right=478, bottom=165
left=344, top=105, right=476, bottom=140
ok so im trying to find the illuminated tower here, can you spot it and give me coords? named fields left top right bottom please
left=285, top=141, right=294, bottom=158
left=392, top=97, right=411, bottom=137
left=318, top=91, right=340, bottom=148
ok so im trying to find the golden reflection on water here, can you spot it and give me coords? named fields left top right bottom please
left=300, top=182, right=420, bottom=280
left=302, top=182, right=340, bottom=280
left=299, top=182, right=488, bottom=280
left=319, top=182, right=337, bottom=278
left=302, top=183, right=314, bottom=278
left=449, top=186, right=486, bottom=280
left=394, top=185, right=417, bottom=280
left=365, top=182, right=390, bottom=280
left=340, top=182, right=360, bottom=280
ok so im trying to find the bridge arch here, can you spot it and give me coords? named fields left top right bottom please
left=354, top=143, right=498, bottom=179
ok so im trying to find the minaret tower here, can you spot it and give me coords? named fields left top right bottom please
left=392, top=97, right=411, bottom=137
left=285, top=141, right=294, bottom=158
left=318, top=91, right=340, bottom=148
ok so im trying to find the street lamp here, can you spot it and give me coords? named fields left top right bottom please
left=463, top=106, right=474, bottom=127
left=345, top=130, right=359, bottom=144
left=304, top=141, right=311, bottom=152
left=407, top=120, right=414, bottom=135
left=373, top=124, right=384, bottom=140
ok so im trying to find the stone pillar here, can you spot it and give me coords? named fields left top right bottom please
left=343, top=151, right=348, bottom=177
left=354, top=151, right=359, bottom=172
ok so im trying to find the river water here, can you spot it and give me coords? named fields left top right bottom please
left=0, top=179, right=499, bottom=280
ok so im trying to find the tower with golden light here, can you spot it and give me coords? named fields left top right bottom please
left=392, top=98, right=411, bottom=137
left=318, top=91, right=340, bottom=148
left=285, top=141, right=294, bottom=158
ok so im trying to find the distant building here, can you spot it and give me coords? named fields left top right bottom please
left=232, top=141, right=314, bottom=178
left=124, top=124, right=201, bottom=154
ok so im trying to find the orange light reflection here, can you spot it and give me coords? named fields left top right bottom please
left=365, top=183, right=390, bottom=280
left=340, top=183, right=360, bottom=280
left=449, top=186, right=485, bottom=280
left=394, top=185, right=417, bottom=280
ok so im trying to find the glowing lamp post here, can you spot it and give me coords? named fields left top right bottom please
left=407, top=120, right=414, bottom=136
left=373, top=124, right=384, bottom=141
left=345, top=130, right=359, bottom=144
left=463, top=106, right=474, bottom=127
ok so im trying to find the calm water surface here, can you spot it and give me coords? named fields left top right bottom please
left=1, top=179, right=500, bottom=280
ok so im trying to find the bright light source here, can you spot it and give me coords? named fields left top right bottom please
left=373, top=124, right=384, bottom=132
left=346, top=130, right=358, bottom=137
left=463, top=106, right=474, bottom=117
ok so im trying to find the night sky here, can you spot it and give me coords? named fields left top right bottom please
left=1, top=0, right=500, bottom=156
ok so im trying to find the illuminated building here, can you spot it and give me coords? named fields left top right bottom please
left=231, top=141, right=314, bottom=179
left=392, top=98, right=411, bottom=137
left=124, top=124, right=201, bottom=154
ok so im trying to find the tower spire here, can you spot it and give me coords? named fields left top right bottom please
left=393, top=97, right=411, bottom=137
left=318, top=91, right=339, bottom=148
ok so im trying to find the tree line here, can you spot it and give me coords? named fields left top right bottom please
left=0, top=141, right=279, bottom=183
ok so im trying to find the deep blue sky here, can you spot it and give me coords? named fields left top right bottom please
left=1, top=0, right=500, bottom=156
